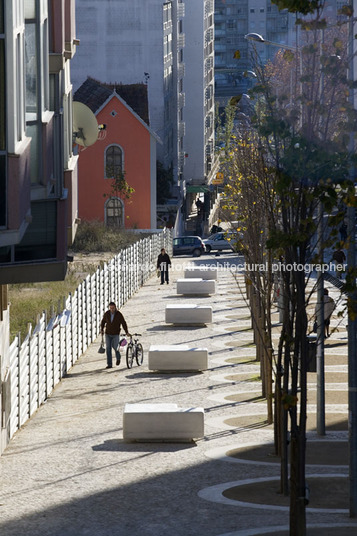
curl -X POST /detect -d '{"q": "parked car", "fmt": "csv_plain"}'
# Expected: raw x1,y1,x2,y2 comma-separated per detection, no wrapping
173,236,206,257
203,232,239,253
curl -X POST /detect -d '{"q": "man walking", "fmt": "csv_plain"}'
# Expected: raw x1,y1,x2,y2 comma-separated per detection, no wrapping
157,248,172,285
100,302,130,369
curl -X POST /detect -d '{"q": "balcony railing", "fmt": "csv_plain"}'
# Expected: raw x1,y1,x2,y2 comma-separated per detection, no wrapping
178,62,185,78
177,34,185,50
178,92,185,109
178,121,186,137
177,2,185,19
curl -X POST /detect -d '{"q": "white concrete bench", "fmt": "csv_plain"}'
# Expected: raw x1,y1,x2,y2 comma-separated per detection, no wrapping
148,344,208,371
165,304,213,325
123,403,204,441
176,278,216,296
184,267,218,280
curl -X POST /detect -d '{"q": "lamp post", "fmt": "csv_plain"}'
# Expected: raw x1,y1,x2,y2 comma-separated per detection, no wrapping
244,32,297,52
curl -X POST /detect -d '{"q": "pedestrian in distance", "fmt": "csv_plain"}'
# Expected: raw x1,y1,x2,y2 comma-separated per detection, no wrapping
339,221,347,243
315,289,335,338
332,248,346,278
100,302,130,369
195,197,203,217
157,247,171,285
324,289,335,338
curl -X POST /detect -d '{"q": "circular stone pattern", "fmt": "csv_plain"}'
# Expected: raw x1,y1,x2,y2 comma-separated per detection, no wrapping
226,440,348,466
223,476,348,510
246,527,357,536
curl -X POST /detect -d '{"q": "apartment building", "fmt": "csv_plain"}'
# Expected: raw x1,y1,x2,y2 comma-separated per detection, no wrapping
215,0,296,107
0,0,79,285
183,0,216,189
0,0,79,454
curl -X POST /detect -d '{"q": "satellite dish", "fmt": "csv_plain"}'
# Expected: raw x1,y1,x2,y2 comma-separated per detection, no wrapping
72,102,99,147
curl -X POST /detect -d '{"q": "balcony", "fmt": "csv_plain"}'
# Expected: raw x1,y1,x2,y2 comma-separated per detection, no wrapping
178,92,185,109
179,151,186,167
178,62,185,78
177,2,185,18
178,121,186,137
177,34,185,50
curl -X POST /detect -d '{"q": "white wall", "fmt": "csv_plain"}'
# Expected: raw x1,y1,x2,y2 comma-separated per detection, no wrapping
72,0,166,145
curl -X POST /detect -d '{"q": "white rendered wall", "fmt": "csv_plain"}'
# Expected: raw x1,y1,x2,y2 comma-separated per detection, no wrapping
72,0,166,147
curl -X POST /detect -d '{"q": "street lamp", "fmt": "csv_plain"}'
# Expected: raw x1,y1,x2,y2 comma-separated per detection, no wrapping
244,32,297,51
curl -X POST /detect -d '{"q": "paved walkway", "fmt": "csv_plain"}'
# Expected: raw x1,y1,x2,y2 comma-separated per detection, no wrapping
0,255,356,536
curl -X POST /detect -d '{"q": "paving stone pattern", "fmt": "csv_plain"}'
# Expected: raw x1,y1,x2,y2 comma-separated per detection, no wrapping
0,254,356,536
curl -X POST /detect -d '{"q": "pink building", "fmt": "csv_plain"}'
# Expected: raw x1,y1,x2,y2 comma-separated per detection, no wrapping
74,78,158,229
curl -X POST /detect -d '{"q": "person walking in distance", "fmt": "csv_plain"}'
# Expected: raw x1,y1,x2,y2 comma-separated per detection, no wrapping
157,248,171,285
321,289,335,338
100,302,130,369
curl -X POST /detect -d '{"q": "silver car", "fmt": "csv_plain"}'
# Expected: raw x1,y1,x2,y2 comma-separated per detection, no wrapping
203,232,237,253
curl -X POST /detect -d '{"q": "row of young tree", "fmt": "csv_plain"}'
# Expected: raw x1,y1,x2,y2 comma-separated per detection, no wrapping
219,2,357,534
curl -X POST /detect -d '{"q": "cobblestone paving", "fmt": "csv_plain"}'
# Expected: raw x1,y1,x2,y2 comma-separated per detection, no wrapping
0,254,356,536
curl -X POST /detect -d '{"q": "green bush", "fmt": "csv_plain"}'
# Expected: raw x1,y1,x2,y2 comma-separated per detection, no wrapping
71,220,142,252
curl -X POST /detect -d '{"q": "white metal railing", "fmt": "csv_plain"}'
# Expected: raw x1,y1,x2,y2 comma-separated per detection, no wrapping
5,231,172,449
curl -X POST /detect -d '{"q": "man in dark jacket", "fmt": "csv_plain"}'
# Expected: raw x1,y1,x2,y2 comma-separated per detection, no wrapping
157,248,172,285
100,302,130,368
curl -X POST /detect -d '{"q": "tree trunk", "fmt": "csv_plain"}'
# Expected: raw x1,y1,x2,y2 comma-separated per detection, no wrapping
290,430,306,536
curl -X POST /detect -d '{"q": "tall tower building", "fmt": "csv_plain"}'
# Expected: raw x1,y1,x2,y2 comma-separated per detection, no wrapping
215,0,296,108
183,0,215,186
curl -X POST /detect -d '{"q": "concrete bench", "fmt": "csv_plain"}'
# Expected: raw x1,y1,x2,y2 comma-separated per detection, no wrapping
176,278,216,296
184,267,218,280
148,344,208,371
165,304,213,325
123,403,204,441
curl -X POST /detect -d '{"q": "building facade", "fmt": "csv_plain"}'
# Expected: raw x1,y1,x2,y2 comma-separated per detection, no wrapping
183,0,215,186
74,78,158,230
0,0,79,454
215,0,296,108
0,0,79,285
71,0,180,177
71,0,216,216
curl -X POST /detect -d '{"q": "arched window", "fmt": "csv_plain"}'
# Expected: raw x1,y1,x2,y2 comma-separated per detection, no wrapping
105,145,123,178
105,197,124,228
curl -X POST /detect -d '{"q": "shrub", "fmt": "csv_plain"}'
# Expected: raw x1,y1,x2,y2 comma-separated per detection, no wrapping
71,220,143,252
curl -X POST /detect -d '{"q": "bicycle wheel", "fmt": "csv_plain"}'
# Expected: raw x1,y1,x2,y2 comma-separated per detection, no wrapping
135,343,144,366
126,344,134,369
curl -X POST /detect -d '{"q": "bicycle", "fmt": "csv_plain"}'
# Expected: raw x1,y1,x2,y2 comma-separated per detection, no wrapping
126,333,144,369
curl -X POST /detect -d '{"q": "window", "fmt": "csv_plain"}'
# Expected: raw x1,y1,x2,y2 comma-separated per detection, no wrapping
0,0,3,33
250,8,255,13
0,155,5,227
0,34,5,151
105,197,124,228
105,145,123,178
25,22,37,116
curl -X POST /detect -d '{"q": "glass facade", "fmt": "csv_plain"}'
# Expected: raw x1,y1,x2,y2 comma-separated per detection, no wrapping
0,155,5,227
0,0,3,34
0,1,5,227
25,22,38,116
14,201,57,262
0,28,5,151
